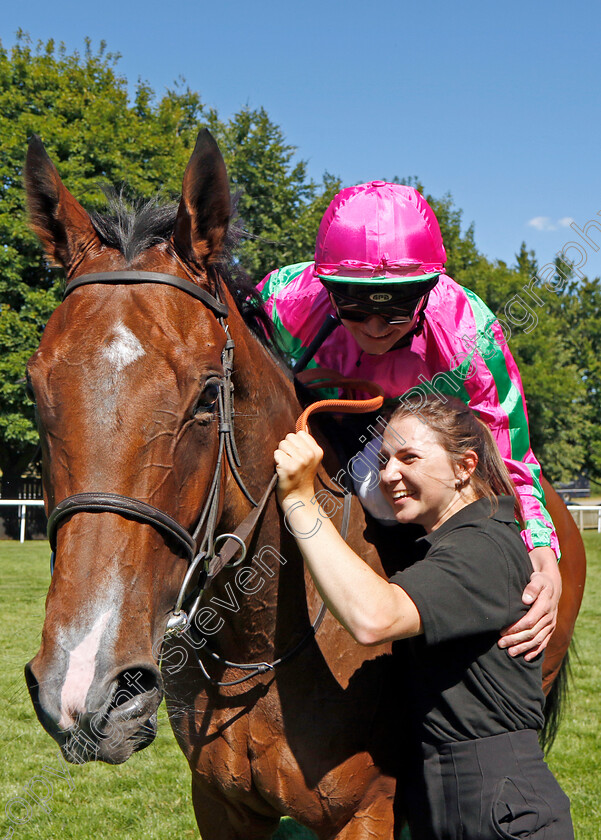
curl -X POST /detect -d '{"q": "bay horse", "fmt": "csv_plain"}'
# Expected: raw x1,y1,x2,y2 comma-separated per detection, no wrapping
23,130,585,839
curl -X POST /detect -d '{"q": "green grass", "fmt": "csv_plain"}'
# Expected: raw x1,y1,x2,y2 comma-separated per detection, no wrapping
546,532,601,832
1,537,599,838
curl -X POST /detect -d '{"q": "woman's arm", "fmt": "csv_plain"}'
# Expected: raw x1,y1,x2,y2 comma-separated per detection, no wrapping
274,431,422,645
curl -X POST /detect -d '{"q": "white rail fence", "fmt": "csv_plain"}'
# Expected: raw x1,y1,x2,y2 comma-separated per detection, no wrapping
566,505,601,533
0,500,45,543
0,501,599,543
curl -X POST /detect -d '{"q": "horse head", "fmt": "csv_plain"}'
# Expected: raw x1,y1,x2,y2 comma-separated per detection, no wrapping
23,130,273,764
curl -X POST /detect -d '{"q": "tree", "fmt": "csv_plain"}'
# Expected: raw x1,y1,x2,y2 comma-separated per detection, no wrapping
576,279,601,480
0,34,336,490
2,33,598,491
0,34,199,489
461,242,589,482
547,273,601,481
205,106,341,279
393,183,591,481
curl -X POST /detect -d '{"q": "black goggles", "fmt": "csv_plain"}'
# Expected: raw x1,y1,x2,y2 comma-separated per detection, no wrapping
327,290,427,325
321,276,439,325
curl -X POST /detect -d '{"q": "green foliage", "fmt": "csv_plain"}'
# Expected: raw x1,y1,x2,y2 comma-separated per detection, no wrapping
548,275,601,479
1,32,599,486
0,34,202,305
0,33,200,480
469,250,589,483
205,107,341,279
402,187,595,483
0,289,57,478
0,34,336,481
510,311,588,483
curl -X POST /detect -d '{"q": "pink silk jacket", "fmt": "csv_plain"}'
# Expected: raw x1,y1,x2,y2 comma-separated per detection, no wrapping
259,261,559,556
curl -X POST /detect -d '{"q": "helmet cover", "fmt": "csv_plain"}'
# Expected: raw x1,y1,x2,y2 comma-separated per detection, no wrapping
314,181,447,283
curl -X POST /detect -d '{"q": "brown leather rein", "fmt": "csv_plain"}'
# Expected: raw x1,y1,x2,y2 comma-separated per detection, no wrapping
46,270,383,686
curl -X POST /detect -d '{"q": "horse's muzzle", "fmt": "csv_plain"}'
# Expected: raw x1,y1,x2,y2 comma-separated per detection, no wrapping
25,661,163,764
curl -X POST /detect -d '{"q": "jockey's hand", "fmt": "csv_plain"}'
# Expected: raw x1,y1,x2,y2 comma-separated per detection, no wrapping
274,431,324,510
498,546,561,661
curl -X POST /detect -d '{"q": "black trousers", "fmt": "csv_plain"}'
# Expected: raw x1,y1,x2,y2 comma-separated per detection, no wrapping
395,729,574,840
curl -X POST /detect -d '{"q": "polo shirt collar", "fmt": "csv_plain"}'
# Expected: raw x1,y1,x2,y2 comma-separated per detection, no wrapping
418,495,517,547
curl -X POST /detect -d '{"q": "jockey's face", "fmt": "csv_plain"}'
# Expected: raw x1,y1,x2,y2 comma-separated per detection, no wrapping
341,314,418,355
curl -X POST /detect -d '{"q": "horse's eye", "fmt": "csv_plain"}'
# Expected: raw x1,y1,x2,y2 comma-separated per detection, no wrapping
194,378,221,416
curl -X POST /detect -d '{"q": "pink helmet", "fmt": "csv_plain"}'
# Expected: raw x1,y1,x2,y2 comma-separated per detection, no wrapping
314,181,446,281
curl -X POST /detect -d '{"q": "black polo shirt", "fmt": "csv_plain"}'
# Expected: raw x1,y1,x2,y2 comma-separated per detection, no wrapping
388,496,545,745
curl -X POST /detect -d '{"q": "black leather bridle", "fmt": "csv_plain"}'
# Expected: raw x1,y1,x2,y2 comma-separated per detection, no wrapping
45,269,336,686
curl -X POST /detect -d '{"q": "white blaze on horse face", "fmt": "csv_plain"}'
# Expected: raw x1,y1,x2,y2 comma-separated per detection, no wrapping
101,322,145,372
58,608,113,730
96,322,146,427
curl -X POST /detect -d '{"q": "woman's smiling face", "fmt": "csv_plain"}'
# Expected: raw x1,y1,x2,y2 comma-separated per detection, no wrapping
379,413,477,532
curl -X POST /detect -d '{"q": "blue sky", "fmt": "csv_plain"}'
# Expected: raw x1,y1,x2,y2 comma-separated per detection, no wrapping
3,0,600,278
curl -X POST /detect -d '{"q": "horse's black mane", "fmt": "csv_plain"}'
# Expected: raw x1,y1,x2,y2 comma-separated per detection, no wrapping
89,191,276,345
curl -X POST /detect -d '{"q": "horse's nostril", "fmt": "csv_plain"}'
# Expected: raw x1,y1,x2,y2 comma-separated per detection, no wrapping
24,662,39,699
24,663,44,720
24,661,66,741
102,666,163,746
112,667,161,707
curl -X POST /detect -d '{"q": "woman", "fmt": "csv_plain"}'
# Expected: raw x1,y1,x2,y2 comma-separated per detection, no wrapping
260,182,560,660
274,394,573,840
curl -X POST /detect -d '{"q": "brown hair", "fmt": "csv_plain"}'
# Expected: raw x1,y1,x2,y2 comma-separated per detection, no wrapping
387,393,524,524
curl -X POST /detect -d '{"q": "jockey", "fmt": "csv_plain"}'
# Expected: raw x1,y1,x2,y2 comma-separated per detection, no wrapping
258,181,561,656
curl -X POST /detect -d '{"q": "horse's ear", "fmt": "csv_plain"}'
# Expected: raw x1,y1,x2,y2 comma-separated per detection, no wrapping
24,135,99,269
173,129,231,268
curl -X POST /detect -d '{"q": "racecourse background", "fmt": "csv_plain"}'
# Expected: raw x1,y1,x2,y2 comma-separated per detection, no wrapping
1,538,599,838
